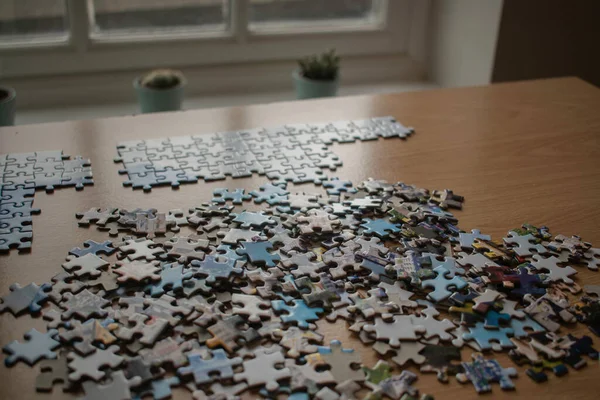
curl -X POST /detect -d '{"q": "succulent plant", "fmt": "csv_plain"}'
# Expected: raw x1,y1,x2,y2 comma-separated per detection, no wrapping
297,49,340,81
140,69,184,90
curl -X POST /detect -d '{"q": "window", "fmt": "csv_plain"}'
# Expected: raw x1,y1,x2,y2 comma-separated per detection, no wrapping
0,1,427,79
249,0,381,30
0,0,68,42
90,0,229,38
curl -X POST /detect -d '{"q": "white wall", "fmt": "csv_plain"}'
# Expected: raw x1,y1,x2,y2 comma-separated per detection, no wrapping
429,0,504,87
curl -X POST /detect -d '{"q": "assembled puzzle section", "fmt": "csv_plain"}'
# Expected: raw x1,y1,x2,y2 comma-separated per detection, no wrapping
1,176,600,399
0,151,93,252
114,116,414,191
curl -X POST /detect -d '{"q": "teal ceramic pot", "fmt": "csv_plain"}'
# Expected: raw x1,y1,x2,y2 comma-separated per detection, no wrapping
0,87,17,126
133,77,185,114
292,70,339,100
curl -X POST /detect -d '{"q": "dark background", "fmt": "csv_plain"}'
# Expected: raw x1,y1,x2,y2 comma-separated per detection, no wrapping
493,0,600,87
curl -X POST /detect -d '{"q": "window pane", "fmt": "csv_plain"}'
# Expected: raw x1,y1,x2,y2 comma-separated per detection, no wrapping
0,0,67,41
91,0,228,37
249,0,378,29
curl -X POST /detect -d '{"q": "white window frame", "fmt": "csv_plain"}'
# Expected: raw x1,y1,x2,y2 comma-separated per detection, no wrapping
0,0,428,79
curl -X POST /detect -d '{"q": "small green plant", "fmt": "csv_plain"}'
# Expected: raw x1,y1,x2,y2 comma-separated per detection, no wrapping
140,69,184,90
298,49,340,81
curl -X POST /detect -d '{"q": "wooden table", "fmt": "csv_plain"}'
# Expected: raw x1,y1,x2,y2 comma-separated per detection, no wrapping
1,77,599,399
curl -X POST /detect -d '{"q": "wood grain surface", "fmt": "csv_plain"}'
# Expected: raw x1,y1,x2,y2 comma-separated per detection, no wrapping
1,77,599,399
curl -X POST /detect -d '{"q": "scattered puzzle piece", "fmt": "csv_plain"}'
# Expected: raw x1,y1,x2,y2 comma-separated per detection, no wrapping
178,348,242,384
80,370,140,400
234,347,291,391
456,352,518,393
3,329,60,367
67,345,123,382
0,282,51,315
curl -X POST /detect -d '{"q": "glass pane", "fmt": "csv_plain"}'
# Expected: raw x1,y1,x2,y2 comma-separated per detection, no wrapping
91,0,228,37
0,0,68,41
249,0,378,29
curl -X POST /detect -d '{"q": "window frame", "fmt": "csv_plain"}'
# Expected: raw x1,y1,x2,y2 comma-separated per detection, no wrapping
0,0,428,79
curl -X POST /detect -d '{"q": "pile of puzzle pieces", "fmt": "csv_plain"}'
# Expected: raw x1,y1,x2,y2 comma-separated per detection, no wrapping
2,177,600,400
114,117,414,191
0,151,93,252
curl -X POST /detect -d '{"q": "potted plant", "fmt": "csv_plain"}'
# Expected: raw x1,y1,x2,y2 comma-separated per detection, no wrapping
0,86,17,126
134,69,186,114
293,49,340,100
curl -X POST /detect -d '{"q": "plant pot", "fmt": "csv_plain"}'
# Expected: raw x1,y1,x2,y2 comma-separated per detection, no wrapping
0,87,17,126
292,70,339,100
133,77,186,114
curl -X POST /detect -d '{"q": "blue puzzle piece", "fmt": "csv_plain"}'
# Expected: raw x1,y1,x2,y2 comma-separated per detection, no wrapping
510,315,545,338
423,252,465,277
462,322,515,351
212,188,251,204
275,205,293,214
147,263,194,297
4,328,60,366
236,241,281,267
231,211,276,229
134,376,180,400
360,218,401,238
0,282,52,315
458,353,518,393
449,288,480,305
191,256,243,284
322,177,356,195
150,377,180,400
358,253,394,280
69,240,116,257
177,349,242,384
266,193,291,206
421,266,467,303
289,393,310,400
317,339,357,356
458,229,491,249
272,299,323,329
484,310,511,329
249,183,289,203
215,244,247,262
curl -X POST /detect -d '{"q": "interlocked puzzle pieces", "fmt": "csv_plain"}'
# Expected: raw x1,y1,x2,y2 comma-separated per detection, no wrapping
115,117,413,191
0,151,92,252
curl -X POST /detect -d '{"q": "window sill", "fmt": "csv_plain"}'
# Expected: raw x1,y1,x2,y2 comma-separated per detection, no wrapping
15,80,439,126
